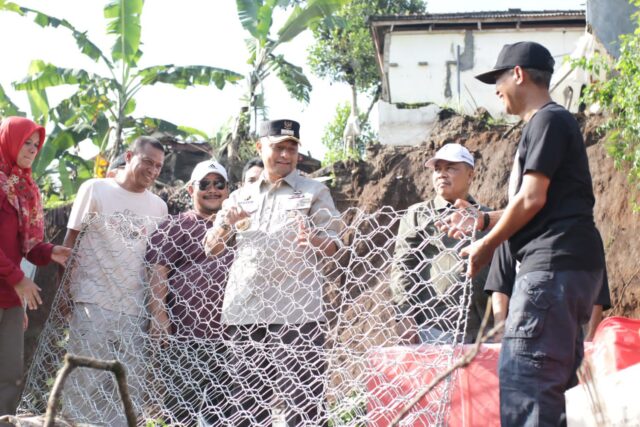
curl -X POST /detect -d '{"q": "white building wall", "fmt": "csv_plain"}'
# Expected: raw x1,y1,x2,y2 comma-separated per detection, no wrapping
377,102,441,146
379,27,584,145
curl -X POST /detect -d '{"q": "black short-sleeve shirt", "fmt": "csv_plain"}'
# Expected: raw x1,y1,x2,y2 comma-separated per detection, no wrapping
510,102,605,274
484,241,611,310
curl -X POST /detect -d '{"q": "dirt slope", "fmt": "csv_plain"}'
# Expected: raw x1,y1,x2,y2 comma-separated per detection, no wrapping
318,111,639,319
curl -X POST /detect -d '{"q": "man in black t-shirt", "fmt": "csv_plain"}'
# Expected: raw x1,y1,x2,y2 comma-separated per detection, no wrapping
445,41,606,425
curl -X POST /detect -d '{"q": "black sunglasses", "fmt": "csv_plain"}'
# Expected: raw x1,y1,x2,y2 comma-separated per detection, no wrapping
196,179,226,191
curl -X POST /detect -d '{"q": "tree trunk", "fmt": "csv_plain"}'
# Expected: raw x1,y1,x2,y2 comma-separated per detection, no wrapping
228,113,241,183
344,84,361,155
227,106,249,183
350,83,359,118
363,84,381,125
110,118,124,163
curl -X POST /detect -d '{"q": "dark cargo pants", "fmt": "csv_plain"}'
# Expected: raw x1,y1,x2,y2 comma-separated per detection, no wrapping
499,269,603,426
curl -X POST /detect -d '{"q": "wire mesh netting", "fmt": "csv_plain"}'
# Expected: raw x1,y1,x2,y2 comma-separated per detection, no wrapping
19,205,482,426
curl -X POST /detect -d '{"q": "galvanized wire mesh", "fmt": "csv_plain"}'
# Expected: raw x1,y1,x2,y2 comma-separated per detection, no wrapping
19,205,479,426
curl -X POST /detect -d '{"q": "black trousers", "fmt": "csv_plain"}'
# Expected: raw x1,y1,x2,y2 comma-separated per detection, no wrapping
162,340,230,425
223,322,327,427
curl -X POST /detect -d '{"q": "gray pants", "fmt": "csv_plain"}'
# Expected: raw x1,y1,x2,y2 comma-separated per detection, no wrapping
63,303,147,427
159,340,229,425
0,307,24,421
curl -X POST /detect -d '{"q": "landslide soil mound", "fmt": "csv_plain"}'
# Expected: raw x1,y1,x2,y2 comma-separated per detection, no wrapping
318,110,639,319
25,111,639,391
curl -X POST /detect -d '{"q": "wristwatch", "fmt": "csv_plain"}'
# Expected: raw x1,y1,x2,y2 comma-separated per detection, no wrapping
481,212,490,232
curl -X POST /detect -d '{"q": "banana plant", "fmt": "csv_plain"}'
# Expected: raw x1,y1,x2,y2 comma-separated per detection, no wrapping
1,0,242,166
0,83,23,117
226,0,343,179
0,73,97,204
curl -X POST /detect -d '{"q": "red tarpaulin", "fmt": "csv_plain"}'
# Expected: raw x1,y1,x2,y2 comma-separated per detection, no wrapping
367,317,640,426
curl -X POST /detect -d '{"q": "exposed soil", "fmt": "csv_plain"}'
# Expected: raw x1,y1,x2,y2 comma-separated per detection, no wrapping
315,110,640,319
24,110,639,408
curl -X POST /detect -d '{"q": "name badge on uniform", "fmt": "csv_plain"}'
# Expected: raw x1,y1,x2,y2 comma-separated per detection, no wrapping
238,199,258,214
283,194,312,211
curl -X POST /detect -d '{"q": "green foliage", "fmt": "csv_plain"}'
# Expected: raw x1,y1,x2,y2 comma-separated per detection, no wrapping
210,115,257,163
144,419,168,427
1,0,242,202
277,0,344,44
104,0,144,65
2,1,241,153
310,0,424,156
13,61,103,92
1,62,103,205
272,54,312,103
226,0,341,180
322,101,375,165
137,65,242,89
236,0,342,111
0,83,24,117
15,5,107,63
575,1,640,206
308,0,426,93
327,390,367,426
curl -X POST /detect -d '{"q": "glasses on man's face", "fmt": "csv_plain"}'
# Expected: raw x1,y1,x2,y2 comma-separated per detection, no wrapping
197,179,227,191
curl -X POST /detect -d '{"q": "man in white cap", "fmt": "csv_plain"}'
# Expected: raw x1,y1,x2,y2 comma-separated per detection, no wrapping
391,143,492,344
204,119,341,426
145,159,232,425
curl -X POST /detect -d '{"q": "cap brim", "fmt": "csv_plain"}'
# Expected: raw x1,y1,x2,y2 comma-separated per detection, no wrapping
265,135,301,145
474,67,511,84
425,156,474,168
191,170,227,184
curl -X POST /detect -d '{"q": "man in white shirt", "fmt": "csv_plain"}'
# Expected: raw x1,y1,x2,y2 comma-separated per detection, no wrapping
61,136,168,426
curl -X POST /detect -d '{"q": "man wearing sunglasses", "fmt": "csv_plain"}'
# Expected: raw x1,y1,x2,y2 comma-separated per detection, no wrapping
145,159,232,425
204,119,341,426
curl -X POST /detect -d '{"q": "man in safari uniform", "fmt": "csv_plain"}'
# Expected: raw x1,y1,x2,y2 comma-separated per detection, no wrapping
391,143,492,344
204,119,341,426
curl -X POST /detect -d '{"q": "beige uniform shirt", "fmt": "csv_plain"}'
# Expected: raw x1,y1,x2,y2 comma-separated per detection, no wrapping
214,170,341,325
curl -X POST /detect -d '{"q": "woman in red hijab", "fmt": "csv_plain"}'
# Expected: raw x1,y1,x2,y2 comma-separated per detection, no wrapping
0,116,71,418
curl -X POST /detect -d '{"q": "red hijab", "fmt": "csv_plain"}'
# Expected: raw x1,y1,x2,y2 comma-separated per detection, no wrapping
0,117,46,255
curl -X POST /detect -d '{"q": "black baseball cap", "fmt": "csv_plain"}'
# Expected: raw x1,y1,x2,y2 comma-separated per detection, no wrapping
258,119,301,144
475,41,555,84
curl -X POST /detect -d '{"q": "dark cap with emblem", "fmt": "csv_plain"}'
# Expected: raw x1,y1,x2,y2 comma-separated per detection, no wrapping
258,119,301,145
475,41,555,84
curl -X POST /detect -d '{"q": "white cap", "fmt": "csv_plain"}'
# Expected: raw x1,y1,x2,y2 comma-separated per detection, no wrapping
190,159,228,183
425,143,474,168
